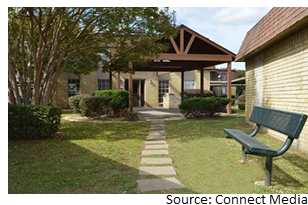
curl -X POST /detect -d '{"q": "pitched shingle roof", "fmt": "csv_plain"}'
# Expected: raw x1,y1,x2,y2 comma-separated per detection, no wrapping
236,7,308,62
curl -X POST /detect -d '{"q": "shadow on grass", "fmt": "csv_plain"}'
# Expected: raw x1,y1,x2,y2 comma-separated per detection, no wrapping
8,139,200,194
282,152,308,173
272,164,305,188
58,121,151,141
9,139,139,193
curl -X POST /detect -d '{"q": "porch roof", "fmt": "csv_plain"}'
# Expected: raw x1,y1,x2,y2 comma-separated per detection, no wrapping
133,24,236,72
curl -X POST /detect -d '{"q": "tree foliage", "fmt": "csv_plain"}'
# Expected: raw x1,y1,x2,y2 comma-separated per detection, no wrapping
8,7,176,105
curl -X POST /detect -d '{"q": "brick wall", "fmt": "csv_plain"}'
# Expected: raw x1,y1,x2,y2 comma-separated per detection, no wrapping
195,70,210,91
120,72,159,107
245,27,308,152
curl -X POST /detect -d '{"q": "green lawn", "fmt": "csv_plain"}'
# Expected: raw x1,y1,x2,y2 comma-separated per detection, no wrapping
8,120,150,194
163,110,308,194
8,110,308,194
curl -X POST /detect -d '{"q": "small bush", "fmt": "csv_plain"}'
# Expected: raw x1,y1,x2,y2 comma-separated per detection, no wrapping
123,113,140,121
179,97,231,118
238,94,245,103
184,89,213,98
238,102,245,110
79,96,111,117
8,104,62,139
92,90,129,114
68,94,90,113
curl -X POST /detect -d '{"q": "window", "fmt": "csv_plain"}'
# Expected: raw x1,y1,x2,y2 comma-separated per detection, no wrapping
158,80,169,103
221,73,227,81
222,87,226,96
67,79,80,98
185,80,195,89
98,79,110,90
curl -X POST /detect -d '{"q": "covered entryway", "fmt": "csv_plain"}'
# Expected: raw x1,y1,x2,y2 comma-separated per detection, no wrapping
112,24,236,114
124,79,145,107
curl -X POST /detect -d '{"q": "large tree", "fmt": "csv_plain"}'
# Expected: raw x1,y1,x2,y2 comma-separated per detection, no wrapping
8,7,176,105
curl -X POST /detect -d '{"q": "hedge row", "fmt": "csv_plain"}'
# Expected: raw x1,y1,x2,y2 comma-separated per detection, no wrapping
179,97,231,118
184,89,213,98
79,96,111,116
8,104,62,139
92,90,129,114
68,95,111,117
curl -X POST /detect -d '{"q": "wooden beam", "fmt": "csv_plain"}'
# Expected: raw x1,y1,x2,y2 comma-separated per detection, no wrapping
181,70,184,102
169,36,180,54
128,62,133,114
182,25,236,58
227,62,232,114
200,68,204,97
180,27,184,53
184,34,195,54
148,53,233,61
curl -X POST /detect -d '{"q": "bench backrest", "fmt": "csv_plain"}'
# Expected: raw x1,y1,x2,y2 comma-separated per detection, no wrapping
249,106,307,139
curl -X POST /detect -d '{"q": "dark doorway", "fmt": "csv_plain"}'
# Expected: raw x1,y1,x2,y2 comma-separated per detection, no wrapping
125,79,145,107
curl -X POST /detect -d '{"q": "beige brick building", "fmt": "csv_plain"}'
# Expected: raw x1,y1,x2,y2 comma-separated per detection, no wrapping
53,69,212,109
236,8,308,152
54,24,237,110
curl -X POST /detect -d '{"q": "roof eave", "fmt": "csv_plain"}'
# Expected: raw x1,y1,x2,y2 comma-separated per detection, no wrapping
236,10,308,62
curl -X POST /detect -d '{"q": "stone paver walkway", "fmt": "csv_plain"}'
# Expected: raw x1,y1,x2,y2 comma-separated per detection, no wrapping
137,119,185,192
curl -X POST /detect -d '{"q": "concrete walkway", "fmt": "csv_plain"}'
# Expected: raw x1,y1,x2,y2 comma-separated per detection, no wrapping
134,107,182,117
137,119,185,192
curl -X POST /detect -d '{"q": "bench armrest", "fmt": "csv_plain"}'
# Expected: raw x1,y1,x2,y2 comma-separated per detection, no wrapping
248,124,260,138
274,137,294,157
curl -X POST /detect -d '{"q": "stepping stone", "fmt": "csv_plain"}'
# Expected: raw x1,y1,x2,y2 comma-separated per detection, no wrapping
139,166,176,175
145,140,166,144
151,125,165,127
137,177,184,192
142,150,169,155
146,136,166,140
145,144,169,149
149,132,167,136
141,158,172,164
149,131,166,135
150,127,165,130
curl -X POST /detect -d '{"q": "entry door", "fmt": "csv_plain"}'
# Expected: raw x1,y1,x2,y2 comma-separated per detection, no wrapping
125,79,145,107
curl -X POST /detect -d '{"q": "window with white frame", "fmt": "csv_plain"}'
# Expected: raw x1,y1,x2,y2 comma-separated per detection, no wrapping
98,79,110,90
158,80,169,103
185,80,195,89
67,79,80,98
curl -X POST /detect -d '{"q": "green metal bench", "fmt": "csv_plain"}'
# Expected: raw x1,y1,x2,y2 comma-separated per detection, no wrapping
224,106,307,186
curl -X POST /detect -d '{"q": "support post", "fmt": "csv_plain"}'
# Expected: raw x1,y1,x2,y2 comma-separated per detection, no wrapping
128,62,133,114
242,146,247,161
117,69,121,90
109,70,112,90
181,70,184,102
138,80,141,107
265,155,273,186
227,62,232,114
200,68,204,97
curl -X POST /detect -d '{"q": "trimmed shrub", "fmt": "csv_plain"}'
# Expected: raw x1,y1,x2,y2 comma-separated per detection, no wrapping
238,94,245,103
184,89,213,98
179,97,231,118
238,102,245,110
8,104,62,139
92,90,129,114
68,94,90,113
79,96,111,117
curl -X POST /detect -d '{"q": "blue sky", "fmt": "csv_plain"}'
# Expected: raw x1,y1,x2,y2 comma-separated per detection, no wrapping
169,7,273,70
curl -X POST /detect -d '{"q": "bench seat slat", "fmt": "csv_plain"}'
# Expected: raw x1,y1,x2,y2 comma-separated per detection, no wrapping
224,129,277,155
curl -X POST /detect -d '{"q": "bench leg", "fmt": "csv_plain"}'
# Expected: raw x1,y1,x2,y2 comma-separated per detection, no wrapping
242,146,247,161
265,155,273,186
